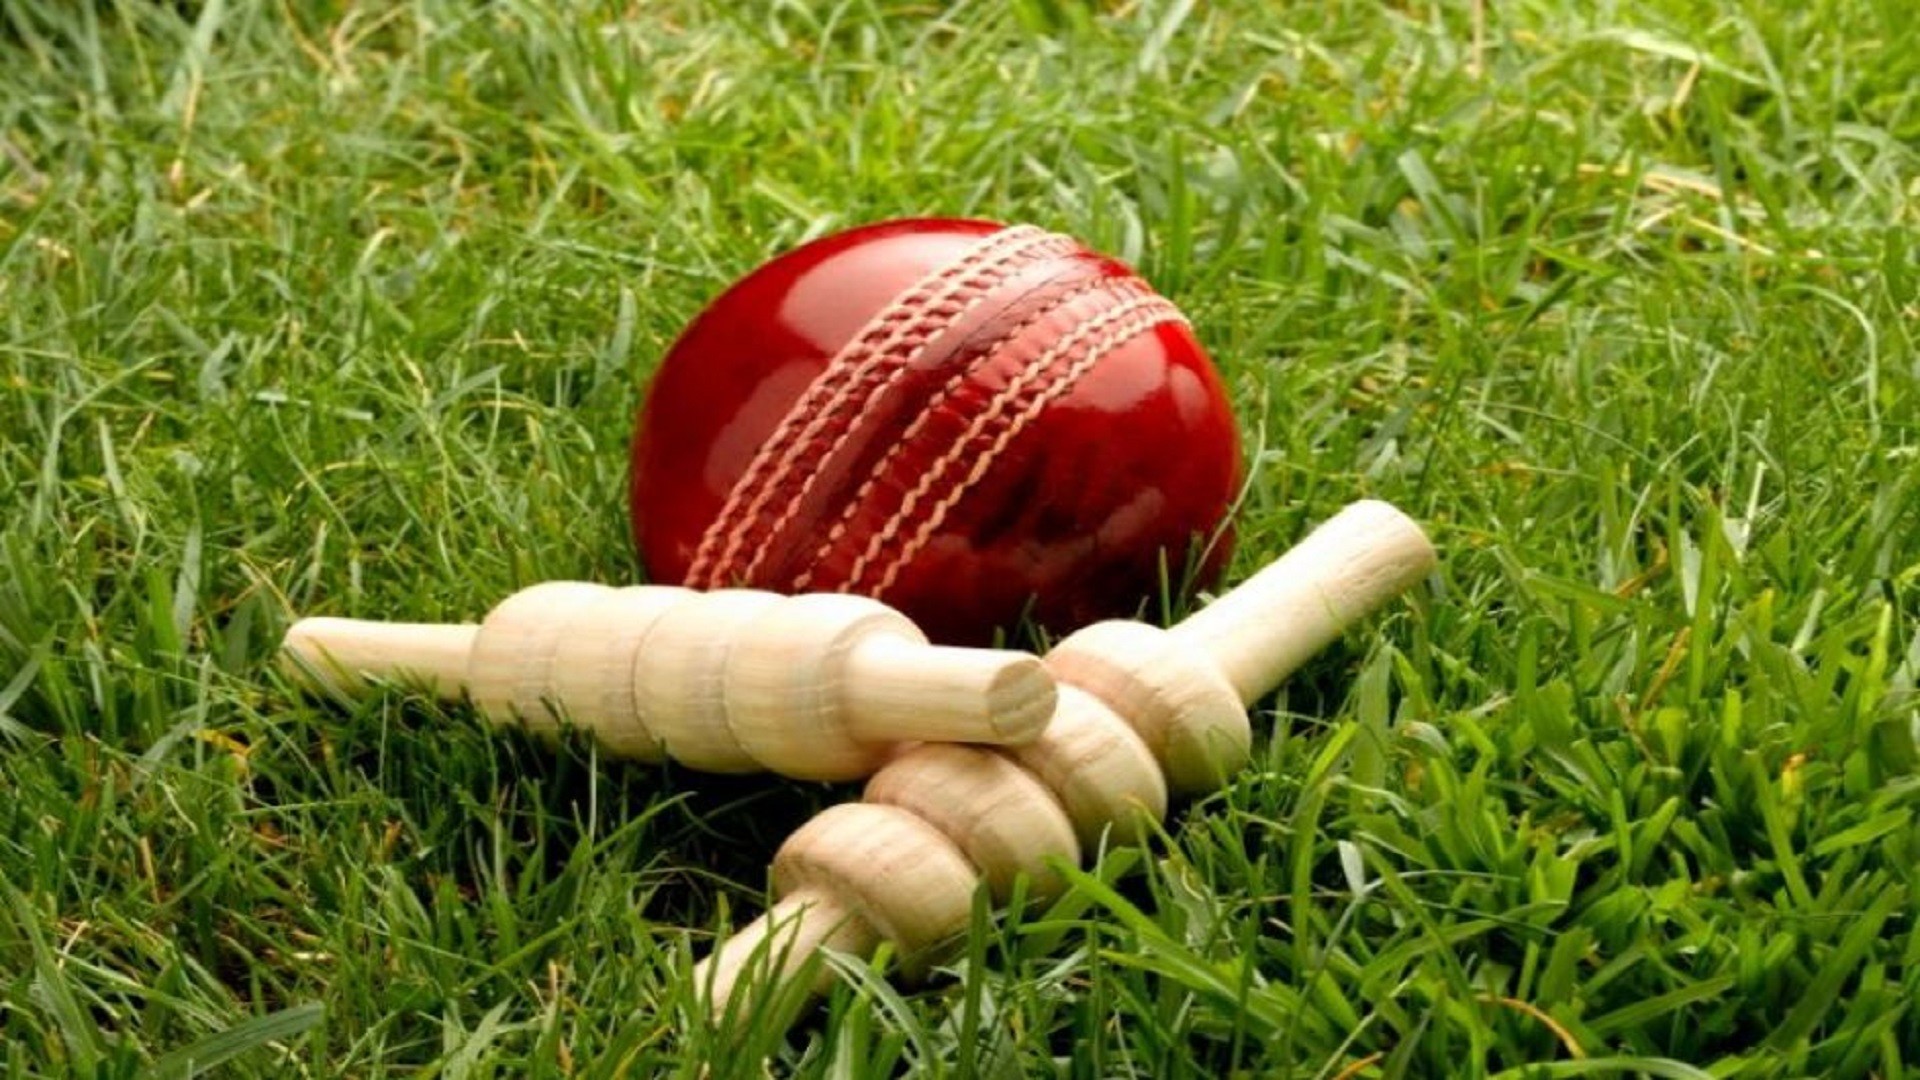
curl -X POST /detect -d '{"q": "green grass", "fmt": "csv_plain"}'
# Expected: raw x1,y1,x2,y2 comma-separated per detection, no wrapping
2,0,1916,1075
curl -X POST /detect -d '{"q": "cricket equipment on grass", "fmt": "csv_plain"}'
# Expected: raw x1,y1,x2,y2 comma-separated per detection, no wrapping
281,584,1055,782
630,218,1242,646
695,499,1436,1013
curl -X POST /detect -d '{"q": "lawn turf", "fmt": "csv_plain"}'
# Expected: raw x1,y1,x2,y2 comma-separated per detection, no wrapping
1,1,1917,1076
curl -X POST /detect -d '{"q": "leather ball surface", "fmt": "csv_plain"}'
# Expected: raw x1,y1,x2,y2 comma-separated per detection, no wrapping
629,218,1241,645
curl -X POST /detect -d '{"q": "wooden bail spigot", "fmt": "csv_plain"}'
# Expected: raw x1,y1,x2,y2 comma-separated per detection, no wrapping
280,585,1057,782
696,499,1438,1013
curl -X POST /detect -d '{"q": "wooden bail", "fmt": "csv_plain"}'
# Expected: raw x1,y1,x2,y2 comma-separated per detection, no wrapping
715,592,1057,781
839,634,1056,746
697,499,1439,1020
1171,499,1436,705
280,582,1056,780
280,617,479,702
698,802,980,1014
698,888,880,1019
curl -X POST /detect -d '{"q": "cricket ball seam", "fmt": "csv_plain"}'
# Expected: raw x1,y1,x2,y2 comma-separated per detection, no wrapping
688,225,1070,587
791,272,1118,591
688,225,1042,584
686,224,1042,585
727,230,1082,585
857,293,1186,598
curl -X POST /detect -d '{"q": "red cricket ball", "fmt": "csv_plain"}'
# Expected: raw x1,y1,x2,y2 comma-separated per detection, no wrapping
629,218,1241,645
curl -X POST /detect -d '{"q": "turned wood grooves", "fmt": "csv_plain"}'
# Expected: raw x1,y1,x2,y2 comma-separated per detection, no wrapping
695,499,1438,1013
281,585,1056,783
